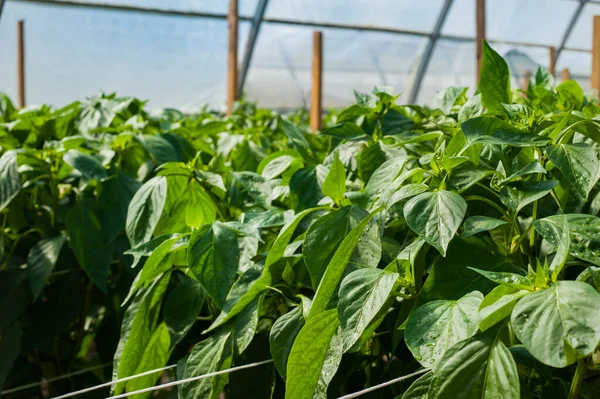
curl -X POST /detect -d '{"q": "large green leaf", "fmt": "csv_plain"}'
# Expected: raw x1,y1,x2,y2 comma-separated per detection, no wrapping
188,222,240,308
206,207,326,331
181,330,234,399
322,153,346,203
270,305,306,378
309,209,382,318
0,151,21,212
100,171,141,243
421,237,520,302
429,327,520,398
405,291,482,368
26,235,66,299
534,214,600,266
338,268,398,351
125,322,171,397
63,149,108,181
404,191,467,256
500,180,558,213
126,176,167,248
66,196,113,292
433,87,467,114
399,371,432,399
546,143,599,199
164,275,205,345
462,216,508,237
479,40,511,112
320,122,368,140
303,206,381,289
112,275,170,395
511,281,600,367
285,309,339,399
478,285,529,332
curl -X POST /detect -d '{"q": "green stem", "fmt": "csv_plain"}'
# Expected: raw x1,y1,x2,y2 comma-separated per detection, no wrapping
464,195,508,217
568,359,588,399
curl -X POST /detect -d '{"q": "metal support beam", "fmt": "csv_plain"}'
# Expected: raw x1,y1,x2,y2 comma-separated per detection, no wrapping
408,0,454,103
555,0,588,69
0,0,6,24
238,0,269,95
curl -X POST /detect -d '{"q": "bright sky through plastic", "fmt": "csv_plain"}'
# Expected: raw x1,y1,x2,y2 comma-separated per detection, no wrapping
0,0,595,111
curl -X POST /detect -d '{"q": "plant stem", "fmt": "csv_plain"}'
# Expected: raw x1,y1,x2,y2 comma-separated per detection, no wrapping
568,359,588,399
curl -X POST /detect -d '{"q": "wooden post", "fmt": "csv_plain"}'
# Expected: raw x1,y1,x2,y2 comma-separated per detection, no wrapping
549,46,556,77
310,31,323,132
475,0,486,83
562,68,571,82
226,0,238,116
521,70,531,92
17,20,25,109
592,15,600,90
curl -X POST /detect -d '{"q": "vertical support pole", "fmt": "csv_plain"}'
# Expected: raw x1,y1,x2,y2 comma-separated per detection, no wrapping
549,46,556,77
17,20,25,109
592,15,600,91
310,31,323,132
562,68,571,82
226,0,238,116
521,70,531,92
475,0,486,83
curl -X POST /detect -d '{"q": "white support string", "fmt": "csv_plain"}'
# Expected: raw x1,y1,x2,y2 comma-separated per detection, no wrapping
106,359,274,399
336,369,429,399
51,363,178,399
1,362,111,396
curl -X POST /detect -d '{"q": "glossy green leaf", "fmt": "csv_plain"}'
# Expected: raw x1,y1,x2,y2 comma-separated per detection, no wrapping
404,191,467,256
188,222,240,308
309,209,382,318
478,285,529,331
534,214,600,266
232,172,272,209
63,149,108,180
338,268,398,351
100,171,141,243
285,309,339,399
467,267,533,290
462,216,508,237
500,180,558,213
26,235,66,299
433,87,467,114
66,196,112,292
270,305,305,378
429,327,520,398
399,371,432,399
125,322,171,396
556,80,584,110
181,330,234,399
0,151,21,212
546,143,599,199
479,40,511,112
321,122,368,140
511,281,600,367
261,155,296,180
126,176,167,248
164,275,205,345
405,291,482,368
322,153,346,203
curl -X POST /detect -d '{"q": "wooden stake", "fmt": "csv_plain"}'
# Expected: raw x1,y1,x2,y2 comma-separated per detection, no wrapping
592,15,600,90
17,20,25,109
226,0,238,116
475,0,486,83
562,68,571,82
549,46,556,77
521,70,531,92
310,31,323,132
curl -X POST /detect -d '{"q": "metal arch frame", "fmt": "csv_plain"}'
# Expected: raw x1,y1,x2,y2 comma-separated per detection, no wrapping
555,0,589,70
238,0,269,96
0,0,6,23
2,0,596,104
407,0,453,103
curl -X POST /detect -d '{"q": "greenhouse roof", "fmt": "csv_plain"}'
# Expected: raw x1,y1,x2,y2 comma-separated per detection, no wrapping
0,0,598,111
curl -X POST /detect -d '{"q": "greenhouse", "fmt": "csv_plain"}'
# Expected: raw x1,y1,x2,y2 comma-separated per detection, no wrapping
4,1,600,399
